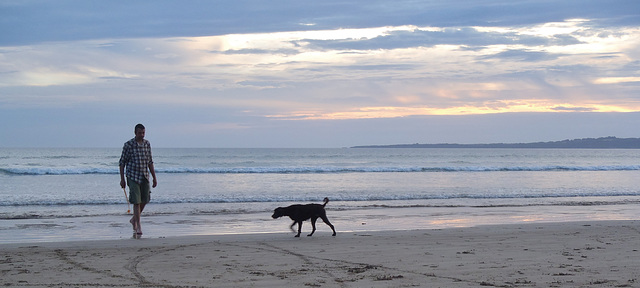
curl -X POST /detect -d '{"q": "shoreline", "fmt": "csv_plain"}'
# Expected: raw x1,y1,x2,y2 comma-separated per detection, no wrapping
2,220,639,287
2,203,640,244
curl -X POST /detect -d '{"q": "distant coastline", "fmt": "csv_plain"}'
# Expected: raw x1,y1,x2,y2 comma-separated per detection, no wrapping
352,136,640,149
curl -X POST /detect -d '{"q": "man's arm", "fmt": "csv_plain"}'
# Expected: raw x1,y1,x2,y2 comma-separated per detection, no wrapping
119,165,126,189
149,163,157,188
119,141,130,189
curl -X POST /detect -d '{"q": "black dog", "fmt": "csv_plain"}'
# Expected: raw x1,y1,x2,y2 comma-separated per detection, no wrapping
272,197,337,237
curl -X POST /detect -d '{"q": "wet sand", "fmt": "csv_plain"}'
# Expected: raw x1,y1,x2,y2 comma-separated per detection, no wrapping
2,220,639,287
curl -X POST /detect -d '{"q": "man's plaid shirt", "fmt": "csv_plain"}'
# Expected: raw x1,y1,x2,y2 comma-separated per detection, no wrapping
119,138,153,184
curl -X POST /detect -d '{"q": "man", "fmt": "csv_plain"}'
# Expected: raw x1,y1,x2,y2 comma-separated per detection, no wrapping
119,123,157,238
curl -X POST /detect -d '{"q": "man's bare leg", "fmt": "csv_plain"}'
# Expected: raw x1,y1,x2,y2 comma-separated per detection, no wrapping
129,216,136,232
133,204,143,236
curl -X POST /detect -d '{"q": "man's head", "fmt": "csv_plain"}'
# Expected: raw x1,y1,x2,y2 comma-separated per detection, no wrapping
134,124,146,141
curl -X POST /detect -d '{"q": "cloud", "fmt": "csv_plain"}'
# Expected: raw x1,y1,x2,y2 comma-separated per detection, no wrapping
480,49,561,62
551,106,595,112
302,27,583,51
594,77,640,84
1,0,639,147
221,48,300,55
3,0,639,46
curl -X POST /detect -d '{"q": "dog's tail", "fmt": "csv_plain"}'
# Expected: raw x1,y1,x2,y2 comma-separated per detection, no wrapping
322,197,329,207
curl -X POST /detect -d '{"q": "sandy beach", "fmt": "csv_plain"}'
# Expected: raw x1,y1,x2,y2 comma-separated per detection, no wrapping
1,220,639,287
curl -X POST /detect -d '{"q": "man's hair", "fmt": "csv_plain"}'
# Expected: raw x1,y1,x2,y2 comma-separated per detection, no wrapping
135,123,145,131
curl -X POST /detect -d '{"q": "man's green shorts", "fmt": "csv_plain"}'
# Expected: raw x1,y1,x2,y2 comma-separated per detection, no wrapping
127,178,150,204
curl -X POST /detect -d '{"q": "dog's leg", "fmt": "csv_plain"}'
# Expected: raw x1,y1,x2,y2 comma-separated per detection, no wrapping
295,221,302,237
308,217,318,236
320,215,337,236
290,221,296,233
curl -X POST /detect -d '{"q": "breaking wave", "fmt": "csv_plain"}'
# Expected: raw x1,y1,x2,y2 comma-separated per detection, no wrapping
2,164,639,175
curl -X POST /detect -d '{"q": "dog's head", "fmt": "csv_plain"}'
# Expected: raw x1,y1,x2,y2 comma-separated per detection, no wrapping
271,207,285,219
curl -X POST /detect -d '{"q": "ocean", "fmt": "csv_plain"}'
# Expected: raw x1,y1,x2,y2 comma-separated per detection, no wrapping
1,147,639,243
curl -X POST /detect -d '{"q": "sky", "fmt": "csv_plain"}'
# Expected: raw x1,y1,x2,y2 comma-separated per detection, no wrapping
1,0,639,148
